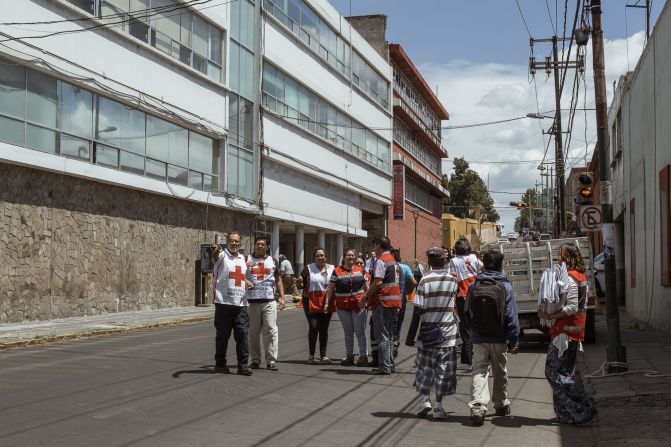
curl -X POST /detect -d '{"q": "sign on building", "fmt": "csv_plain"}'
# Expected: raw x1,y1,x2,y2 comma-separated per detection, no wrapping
578,205,603,232
392,165,405,220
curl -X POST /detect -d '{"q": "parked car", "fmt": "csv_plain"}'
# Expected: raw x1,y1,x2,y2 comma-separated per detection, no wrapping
593,252,605,297
506,232,518,241
539,233,552,241
496,237,510,245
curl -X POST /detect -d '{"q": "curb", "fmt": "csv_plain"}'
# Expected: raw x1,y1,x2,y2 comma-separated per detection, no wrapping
0,316,213,350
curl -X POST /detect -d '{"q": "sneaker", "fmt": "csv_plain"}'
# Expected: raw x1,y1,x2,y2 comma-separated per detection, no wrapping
470,412,485,426
356,355,369,367
495,405,511,416
393,347,399,358
249,361,261,370
340,356,355,366
267,362,279,371
417,399,432,418
320,356,332,364
237,365,253,376
432,407,448,420
214,364,230,374
369,368,391,376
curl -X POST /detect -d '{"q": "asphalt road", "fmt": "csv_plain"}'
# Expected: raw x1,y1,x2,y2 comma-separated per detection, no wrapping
0,306,588,446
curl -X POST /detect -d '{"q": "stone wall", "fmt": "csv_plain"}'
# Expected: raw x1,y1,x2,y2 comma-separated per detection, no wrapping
0,163,255,323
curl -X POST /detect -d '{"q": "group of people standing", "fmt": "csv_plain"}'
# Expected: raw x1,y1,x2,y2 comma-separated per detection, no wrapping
210,231,597,426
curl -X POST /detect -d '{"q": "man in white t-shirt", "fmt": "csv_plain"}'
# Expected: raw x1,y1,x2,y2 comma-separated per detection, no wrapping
212,231,253,376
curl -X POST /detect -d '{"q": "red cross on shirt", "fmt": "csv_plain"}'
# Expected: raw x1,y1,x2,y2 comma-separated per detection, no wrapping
251,262,271,281
228,266,246,287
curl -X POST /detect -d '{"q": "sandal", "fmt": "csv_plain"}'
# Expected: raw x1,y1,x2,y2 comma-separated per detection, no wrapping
320,356,332,364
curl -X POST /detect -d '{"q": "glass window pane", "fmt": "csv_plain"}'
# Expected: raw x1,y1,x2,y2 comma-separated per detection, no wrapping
239,46,254,100
59,82,93,138
179,45,191,65
0,115,25,146
146,158,166,181
227,146,239,194
26,124,56,154
288,0,300,24
97,97,145,154
66,0,95,14
180,9,192,46
192,14,209,57
209,26,222,64
168,164,188,185
301,5,318,38
207,62,221,82
242,0,255,50
153,0,180,42
204,174,217,192
146,115,188,166
285,77,298,110
95,144,119,168
229,93,239,144
27,70,57,127
129,17,150,42
229,42,240,93
188,170,203,190
120,150,144,175
60,134,90,161
0,61,26,118
189,131,216,174
239,148,254,199
239,97,253,149
231,0,241,41
193,52,207,75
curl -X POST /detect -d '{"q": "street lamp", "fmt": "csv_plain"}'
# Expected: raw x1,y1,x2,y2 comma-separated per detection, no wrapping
98,126,118,134
411,206,420,259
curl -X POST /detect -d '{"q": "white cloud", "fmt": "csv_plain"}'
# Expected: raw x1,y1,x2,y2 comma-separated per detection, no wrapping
422,31,646,232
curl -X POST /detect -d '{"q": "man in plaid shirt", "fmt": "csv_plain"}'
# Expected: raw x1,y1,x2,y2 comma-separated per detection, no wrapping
406,247,460,420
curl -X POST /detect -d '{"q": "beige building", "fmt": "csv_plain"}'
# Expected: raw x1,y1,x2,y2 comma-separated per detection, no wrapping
442,213,497,252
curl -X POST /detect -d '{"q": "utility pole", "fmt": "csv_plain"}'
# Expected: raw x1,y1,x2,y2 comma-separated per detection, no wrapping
626,0,652,41
590,0,627,372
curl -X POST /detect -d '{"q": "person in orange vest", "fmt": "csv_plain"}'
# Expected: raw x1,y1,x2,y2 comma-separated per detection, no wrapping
537,243,598,425
360,236,401,375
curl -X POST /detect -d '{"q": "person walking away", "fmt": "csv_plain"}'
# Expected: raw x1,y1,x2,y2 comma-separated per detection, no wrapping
391,248,417,357
364,251,377,273
405,247,460,420
465,249,520,425
328,249,369,366
299,247,335,364
246,236,284,371
447,237,483,365
360,237,401,375
212,232,253,376
538,244,598,425
279,254,299,301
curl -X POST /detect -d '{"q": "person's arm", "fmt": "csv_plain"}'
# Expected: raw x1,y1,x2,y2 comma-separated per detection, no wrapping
275,264,285,308
406,273,417,294
504,283,520,352
538,279,579,320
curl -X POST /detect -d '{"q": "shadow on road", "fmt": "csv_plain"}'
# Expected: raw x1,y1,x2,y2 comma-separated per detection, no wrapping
171,365,219,378
371,412,474,426
489,414,556,427
319,368,370,375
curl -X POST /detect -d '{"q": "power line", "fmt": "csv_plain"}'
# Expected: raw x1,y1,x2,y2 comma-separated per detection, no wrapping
514,0,533,37
545,0,557,34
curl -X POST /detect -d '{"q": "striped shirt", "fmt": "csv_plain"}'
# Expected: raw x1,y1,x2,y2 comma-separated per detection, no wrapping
414,269,460,348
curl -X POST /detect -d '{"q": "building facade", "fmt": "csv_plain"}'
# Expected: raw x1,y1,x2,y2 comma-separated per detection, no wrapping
608,0,671,331
347,16,449,263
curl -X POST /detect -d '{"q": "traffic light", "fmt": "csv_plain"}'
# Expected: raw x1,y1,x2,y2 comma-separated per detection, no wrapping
509,201,528,210
575,173,594,205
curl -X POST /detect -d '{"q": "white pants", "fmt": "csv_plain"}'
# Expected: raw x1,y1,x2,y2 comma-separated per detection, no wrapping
468,343,510,415
248,301,278,365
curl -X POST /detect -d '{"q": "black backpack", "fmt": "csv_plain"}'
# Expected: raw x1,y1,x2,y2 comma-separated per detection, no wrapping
468,278,506,337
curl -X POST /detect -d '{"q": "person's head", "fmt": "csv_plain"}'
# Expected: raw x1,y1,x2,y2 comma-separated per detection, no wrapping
355,256,365,268
279,253,286,262
374,237,391,255
313,246,327,266
342,248,357,268
558,243,585,273
454,237,471,256
390,248,401,263
253,236,270,257
226,231,242,255
441,246,451,260
370,251,377,259
482,249,504,272
426,247,446,269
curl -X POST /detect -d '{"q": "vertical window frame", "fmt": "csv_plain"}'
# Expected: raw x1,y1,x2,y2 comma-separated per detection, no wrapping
630,197,636,288
660,165,671,286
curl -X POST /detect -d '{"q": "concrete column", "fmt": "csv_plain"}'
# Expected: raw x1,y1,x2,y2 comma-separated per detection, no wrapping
271,221,280,260
336,234,344,266
317,230,326,249
295,225,305,274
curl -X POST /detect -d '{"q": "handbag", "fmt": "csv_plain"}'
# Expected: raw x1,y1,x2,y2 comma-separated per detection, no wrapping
419,323,445,347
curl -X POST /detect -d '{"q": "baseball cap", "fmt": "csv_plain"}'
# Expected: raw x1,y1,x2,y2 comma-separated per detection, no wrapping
426,247,445,258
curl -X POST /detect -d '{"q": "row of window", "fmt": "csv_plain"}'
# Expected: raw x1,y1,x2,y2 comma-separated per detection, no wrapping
262,64,390,173
263,0,390,110
0,60,219,191
393,62,442,140
405,176,436,213
393,117,441,175
66,0,224,83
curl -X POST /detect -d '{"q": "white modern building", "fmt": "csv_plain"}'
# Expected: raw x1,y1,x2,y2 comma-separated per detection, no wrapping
260,0,393,272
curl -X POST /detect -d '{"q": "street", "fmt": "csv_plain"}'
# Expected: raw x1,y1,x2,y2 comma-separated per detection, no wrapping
0,307,589,447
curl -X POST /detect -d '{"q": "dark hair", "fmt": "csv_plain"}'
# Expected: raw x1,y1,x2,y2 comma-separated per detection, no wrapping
254,235,270,245
376,236,392,251
454,237,471,255
390,248,401,262
559,243,585,273
428,256,445,269
313,246,326,258
342,248,357,266
482,250,504,272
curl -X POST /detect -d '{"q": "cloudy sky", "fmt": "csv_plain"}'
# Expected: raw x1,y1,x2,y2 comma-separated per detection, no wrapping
330,0,661,231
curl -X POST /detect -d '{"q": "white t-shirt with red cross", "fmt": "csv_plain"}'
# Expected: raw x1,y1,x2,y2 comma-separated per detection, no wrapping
212,248,248,306
447,254,484,299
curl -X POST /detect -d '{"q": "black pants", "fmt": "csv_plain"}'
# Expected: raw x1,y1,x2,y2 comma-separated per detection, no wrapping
456,297,472,364
214,303,250,367
303,297,332,357
394,297,408,344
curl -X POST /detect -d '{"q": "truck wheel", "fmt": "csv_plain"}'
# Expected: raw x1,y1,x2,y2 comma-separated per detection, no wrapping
584,308,596,344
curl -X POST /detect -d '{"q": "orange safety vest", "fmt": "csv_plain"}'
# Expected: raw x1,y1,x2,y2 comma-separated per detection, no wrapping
550,270,588,342
332,265,367,311
370,252,402,309
304,263,335,314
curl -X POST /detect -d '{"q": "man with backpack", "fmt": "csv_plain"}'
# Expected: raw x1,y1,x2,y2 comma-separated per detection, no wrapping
464,249,520,426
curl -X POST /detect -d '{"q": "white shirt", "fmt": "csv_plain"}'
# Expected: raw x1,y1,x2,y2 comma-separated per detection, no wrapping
280,259,294,275
212,249,248,306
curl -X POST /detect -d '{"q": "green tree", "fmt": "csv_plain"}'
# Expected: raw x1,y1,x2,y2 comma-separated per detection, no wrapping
513,188,539,233
444,158,499,222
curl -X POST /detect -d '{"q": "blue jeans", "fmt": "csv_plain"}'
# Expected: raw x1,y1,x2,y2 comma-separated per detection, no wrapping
337,308,368,357
373,306,397,373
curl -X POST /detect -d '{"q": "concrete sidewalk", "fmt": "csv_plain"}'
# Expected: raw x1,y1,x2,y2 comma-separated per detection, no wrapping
0,306,215,349
577,309,671,445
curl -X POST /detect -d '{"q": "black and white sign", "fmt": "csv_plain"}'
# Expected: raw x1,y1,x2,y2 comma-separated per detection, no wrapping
578,205,603,232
